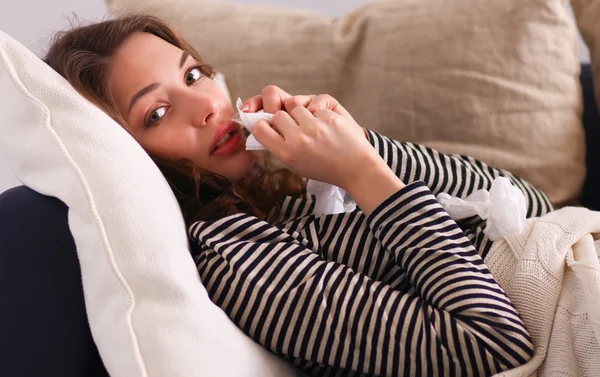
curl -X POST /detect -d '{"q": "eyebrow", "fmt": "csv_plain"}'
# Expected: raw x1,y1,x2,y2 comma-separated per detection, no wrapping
127,51,191,116
127,83,159,115
179,51,190,69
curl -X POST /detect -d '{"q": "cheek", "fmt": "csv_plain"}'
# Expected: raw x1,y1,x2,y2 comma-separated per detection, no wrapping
142,129,206,161
207,81,234,110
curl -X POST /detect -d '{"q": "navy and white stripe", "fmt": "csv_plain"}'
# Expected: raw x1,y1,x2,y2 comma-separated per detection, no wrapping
365,130,552,219
189,129,552,376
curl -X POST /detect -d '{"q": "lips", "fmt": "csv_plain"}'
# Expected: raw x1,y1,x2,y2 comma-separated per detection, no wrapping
210,121,243,156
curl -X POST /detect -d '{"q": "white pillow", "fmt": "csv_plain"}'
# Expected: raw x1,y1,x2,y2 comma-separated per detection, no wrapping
213,72,233,105
0,31,304,377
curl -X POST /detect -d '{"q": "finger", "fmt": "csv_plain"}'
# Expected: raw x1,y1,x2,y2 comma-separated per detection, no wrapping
271,110,300,138
289,105,317,129
242,95,263,113
313,109,338,125
284,95,315,113
262,85,292,114
251,119,284,153
307,94,351,117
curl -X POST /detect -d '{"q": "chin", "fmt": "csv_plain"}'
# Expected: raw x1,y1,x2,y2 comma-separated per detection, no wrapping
227,149,256,181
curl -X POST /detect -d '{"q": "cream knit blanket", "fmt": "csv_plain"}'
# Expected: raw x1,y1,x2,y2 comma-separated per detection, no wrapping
487,207,600,376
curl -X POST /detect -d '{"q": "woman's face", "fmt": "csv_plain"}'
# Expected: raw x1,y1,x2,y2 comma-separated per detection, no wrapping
109,32,254,181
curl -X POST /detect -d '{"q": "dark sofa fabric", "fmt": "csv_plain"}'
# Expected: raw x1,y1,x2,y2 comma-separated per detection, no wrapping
580,64,600,211
0,186,107,377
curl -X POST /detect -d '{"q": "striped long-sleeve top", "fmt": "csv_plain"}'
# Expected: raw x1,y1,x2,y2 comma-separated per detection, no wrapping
188,129,553,377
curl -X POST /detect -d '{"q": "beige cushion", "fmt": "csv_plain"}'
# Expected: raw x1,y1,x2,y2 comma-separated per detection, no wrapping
106,0,585,207
572,1,600,102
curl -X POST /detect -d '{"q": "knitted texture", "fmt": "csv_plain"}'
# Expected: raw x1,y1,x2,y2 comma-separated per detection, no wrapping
487,207,600,376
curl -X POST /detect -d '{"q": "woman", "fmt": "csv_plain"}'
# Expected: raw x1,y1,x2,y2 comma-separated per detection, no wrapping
45,14,552,377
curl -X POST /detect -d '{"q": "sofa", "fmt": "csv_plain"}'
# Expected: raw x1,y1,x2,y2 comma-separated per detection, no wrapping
0,63,597,377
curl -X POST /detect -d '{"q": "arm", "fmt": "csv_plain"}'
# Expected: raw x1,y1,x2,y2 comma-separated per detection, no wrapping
365,129,553,218
189,182,534,377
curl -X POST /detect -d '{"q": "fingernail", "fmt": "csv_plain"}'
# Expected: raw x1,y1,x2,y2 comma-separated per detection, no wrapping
241,104,250,112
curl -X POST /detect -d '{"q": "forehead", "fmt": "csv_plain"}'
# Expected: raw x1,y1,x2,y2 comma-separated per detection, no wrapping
111,32,183,77
109,32,185,108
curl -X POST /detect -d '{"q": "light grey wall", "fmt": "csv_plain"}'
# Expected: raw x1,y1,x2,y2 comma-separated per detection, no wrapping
1,0,109,57
0,0,592,193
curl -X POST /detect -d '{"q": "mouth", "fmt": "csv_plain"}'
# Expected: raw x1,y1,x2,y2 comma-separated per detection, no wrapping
210,121,243,157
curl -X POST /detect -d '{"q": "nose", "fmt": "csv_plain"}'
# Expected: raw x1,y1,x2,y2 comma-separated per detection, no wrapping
181,90,219,128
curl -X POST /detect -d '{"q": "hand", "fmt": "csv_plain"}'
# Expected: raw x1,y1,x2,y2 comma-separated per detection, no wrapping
243,85,368,139
251,94,384,191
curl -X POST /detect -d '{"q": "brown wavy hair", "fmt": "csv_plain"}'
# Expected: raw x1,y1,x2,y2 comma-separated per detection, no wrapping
45,14,303,225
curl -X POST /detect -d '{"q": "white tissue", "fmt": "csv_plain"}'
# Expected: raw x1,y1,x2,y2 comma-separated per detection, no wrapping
231,98,272,150
436,176,527,241
231,97,356,216
307,180,357,217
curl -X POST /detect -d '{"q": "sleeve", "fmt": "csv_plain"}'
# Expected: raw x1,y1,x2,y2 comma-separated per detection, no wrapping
188,182,534,377
365,129,553,218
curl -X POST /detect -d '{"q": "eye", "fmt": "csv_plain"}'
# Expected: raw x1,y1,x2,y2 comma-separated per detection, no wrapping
145,106,166,128
185,67,203,85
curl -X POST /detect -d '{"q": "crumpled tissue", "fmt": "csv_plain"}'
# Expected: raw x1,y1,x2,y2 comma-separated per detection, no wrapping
306,180,357,217
436,176,527,241
231,97,356,216
231,98,272,150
